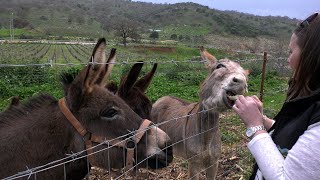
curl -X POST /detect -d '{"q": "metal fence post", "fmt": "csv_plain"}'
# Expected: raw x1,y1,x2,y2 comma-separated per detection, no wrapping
260,52,267,102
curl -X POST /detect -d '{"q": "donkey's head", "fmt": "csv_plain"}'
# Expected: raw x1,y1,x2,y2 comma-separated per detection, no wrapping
199,47,249,111
62,38,172,170
111,62,157,120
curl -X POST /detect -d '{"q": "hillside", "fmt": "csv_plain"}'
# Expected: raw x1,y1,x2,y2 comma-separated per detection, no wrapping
0,0,299,41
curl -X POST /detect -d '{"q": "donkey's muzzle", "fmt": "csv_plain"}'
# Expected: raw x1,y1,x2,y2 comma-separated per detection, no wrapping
148,142,173,169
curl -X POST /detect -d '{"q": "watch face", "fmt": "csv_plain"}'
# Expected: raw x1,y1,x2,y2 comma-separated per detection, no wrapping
246,128,253,137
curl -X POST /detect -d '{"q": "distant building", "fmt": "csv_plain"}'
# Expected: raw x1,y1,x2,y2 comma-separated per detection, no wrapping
149,29,162,32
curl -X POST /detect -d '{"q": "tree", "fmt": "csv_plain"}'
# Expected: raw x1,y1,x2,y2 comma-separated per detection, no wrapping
131,31,141,43
170,34,177,40
149,31,159,43
113,18,139,47
149,31,159,39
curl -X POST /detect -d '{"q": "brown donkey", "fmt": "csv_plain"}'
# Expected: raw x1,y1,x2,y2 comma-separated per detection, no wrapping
151,47,249,179
111,62,158,120
0,38,172,179
61,62,173,171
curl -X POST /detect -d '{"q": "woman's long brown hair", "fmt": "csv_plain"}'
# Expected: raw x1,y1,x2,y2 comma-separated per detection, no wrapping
286,14,320,101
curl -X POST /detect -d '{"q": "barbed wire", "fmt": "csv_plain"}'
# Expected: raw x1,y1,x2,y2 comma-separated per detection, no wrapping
0,57,286,68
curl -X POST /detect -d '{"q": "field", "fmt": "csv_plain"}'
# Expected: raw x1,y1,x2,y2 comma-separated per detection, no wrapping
0,41,288,179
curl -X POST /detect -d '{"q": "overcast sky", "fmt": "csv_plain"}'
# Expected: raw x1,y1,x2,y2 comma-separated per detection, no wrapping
132,0,319,20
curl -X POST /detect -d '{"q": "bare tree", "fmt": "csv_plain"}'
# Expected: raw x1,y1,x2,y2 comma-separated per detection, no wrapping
113,18,139,47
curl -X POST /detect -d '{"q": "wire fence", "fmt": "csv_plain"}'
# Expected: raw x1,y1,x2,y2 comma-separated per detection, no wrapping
0,54,289,179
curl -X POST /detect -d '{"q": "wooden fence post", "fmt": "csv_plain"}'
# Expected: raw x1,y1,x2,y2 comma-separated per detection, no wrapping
260,52,267,102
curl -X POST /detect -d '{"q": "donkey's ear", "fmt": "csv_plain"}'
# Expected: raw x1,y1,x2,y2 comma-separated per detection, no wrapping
134,63,157,92
67,38,115,110
84,39,116,90
95,48,116,86
200,46,217,68
118,62,143,96
245,69,251,76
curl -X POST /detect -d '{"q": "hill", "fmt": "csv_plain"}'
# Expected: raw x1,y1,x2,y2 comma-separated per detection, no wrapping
0,0,299,40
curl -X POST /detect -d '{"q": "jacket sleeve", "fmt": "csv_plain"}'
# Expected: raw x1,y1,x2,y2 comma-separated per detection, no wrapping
248,122,320,180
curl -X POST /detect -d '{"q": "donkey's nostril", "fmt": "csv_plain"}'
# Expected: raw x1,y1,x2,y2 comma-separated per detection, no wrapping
233,77,241,83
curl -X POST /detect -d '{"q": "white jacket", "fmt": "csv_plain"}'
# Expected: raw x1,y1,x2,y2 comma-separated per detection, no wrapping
249,121,320,180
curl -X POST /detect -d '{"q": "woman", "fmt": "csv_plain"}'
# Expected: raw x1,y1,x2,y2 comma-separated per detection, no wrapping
233,12,320,180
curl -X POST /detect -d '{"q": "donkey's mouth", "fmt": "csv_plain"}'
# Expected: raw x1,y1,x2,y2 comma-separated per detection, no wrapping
223,90,238,109
148,146,173,169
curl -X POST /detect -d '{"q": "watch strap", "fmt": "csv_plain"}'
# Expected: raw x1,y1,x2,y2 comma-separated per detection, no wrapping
247,125,266,138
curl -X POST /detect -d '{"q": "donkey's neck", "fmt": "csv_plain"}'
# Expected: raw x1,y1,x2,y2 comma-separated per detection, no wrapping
185,103,220,149
195,103,220,131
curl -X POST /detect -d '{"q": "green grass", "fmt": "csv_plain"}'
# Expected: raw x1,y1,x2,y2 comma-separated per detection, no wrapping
161,24,211,39
247,73,287,117
0,28,39,38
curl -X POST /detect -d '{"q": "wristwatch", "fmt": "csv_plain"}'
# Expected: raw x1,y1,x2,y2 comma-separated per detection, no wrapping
246,125,266,138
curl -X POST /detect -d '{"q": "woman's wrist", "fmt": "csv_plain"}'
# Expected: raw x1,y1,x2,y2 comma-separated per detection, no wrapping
245,114,268,139
262,114,268,124
245,114,265,128
262,115,275,130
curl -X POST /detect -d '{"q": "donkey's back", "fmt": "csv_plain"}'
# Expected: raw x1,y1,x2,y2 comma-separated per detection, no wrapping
0,94,74,179
152,96,199,151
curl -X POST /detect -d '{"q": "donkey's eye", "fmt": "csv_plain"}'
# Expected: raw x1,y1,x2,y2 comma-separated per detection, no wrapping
216,64,225,69
101,109,118,118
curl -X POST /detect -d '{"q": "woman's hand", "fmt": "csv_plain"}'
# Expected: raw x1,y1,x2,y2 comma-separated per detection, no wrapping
251,95,263,113
232,95,264,127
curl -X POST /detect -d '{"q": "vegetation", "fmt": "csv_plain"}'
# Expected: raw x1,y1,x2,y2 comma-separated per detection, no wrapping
0,0,298,41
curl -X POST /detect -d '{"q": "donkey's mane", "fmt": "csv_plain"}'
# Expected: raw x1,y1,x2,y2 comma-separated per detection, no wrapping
60,71,79,95
0,94,56,126
60,71,78,85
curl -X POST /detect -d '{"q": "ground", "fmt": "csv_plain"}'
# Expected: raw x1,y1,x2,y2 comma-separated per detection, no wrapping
87,113,253,180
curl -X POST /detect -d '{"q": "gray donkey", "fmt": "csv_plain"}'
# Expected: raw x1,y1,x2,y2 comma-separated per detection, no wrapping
151,47,249,179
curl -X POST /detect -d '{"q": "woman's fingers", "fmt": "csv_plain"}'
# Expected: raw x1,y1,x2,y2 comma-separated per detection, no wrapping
252,95,260,101
234,96,259,114
251,95,263,112
252,95,261,104
232,103,239,112
232,95,264,127
237,95,246,104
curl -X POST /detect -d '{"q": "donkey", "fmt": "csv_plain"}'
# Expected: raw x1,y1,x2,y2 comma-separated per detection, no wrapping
61,62,171,172
0,38,172,179
110,62,158,120
151,47,249,179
